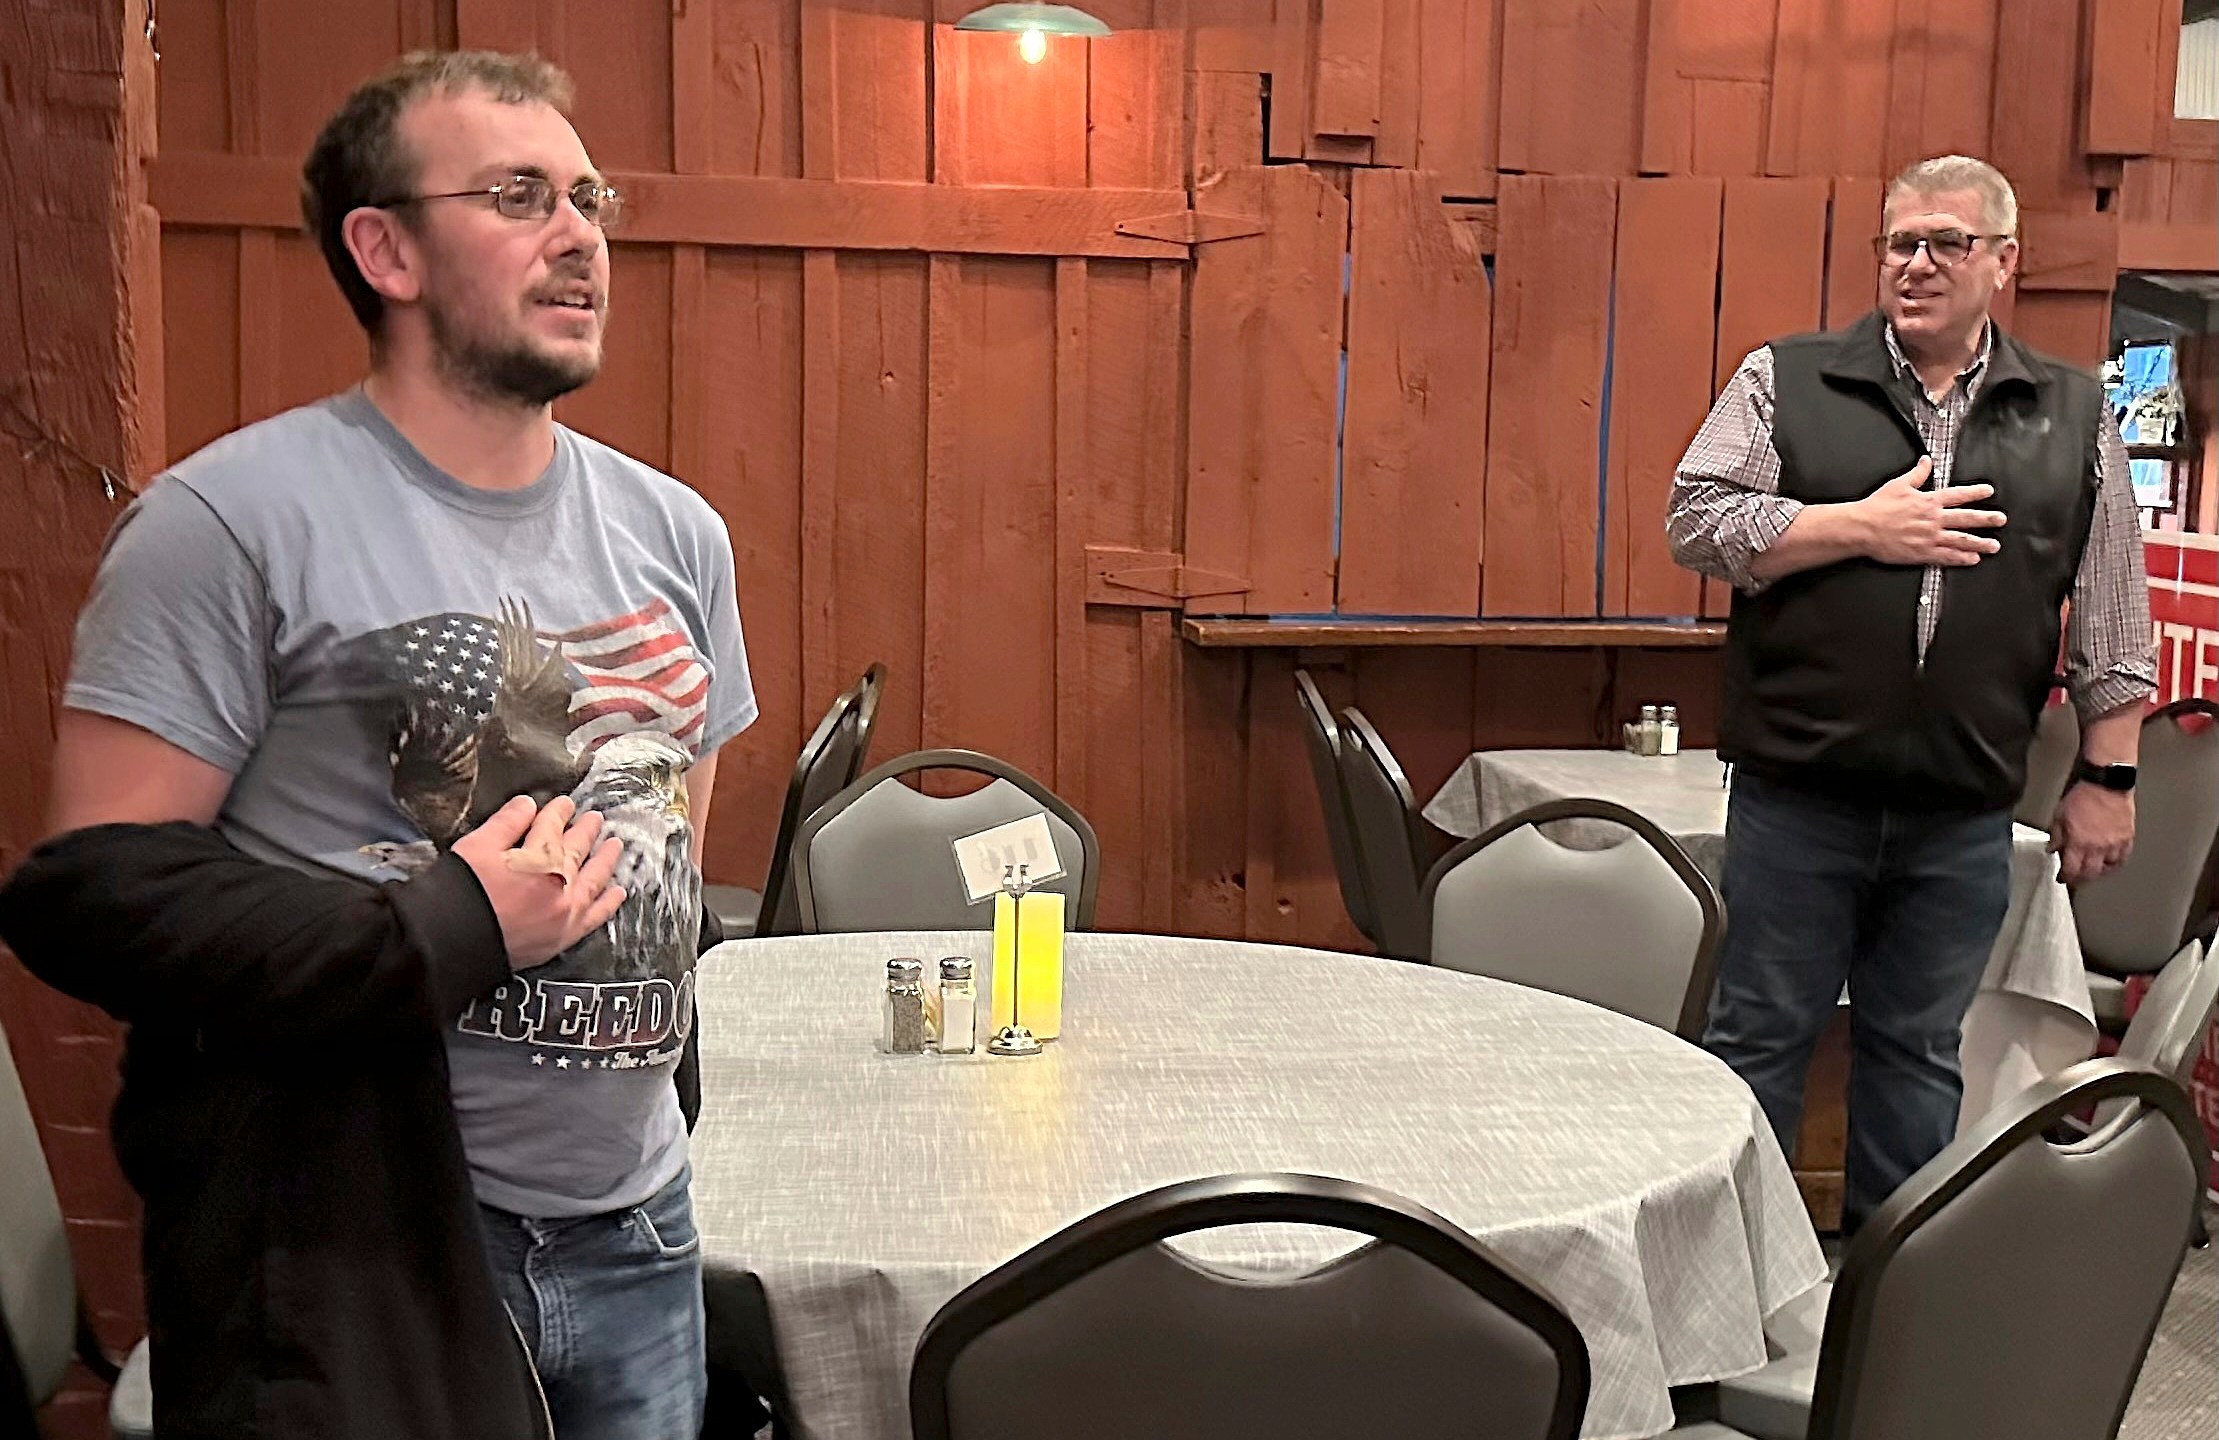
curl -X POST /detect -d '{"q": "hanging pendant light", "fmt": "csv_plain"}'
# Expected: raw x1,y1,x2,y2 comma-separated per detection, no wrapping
952,2,1111,63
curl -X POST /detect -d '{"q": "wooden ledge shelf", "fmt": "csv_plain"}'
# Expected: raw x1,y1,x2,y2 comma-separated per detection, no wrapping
1180,619,1728,649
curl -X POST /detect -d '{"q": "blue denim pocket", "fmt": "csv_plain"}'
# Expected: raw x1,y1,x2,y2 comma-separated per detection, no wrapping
629,1168,700,1260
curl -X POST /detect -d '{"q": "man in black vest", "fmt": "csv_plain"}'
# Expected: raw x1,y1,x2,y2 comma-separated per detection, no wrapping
1667,155,2155,1234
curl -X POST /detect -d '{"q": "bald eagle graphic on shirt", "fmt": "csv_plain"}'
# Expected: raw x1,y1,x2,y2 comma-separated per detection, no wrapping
344,596,708,1062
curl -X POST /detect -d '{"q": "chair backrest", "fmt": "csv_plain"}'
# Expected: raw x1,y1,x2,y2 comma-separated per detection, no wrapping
2073,700,2219,973
910,1173,1589,1440
1808,1059,2206,1440
1422,799,1722,1040
756,663,886,936
1293,671,1377,945
793,749,1099,932
1,1022,77,1420
1336,708,1433,960
2014,696,2078,831
2111,938,2219,1105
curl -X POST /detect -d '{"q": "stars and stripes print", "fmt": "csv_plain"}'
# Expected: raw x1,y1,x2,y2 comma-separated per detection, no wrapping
554,597,710,756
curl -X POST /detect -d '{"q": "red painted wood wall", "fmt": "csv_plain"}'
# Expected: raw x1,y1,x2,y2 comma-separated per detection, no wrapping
5,1,2216,1432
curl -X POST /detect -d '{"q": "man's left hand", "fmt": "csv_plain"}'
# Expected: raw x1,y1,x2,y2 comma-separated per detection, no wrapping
2048,783,2136,886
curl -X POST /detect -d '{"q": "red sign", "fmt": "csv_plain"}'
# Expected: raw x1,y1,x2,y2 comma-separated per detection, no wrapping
2146,531,2219,706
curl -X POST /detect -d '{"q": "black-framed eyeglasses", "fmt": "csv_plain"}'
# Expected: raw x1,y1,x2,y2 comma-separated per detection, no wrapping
1873,227,2009,268
373,174,624,231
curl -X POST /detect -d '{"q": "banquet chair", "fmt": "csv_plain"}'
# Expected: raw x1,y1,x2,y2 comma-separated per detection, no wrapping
2093,937,2218,1246
909,1172,1589,1440
2073,699,2219,1032
704,661,886,939
1336,708,1442,960
793,749,1098,932
2013,694,2078,832
1,1022,143,1440
1423,799,1722,1041
1695,1059,2206,1440
1294,670,1378,946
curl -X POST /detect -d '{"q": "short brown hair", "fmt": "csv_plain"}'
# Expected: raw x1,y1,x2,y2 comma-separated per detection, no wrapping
300,51,575,331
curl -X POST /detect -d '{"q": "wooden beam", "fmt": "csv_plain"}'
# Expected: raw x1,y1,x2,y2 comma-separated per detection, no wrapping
2120,220,2219,272
1181,619,1728,648
148,153,1193,261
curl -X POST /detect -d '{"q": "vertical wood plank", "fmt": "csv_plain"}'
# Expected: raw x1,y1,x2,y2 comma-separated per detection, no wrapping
933,26,1088,186
1606,178,1720,618
1415,0,1499,196
1091,15,1186,190
833,0,930,182
708,0,804,176
1183,165,1346,616
1269,0,1317,160
920,255,961,751
1192,70,1266,184
668,246,708,482
1374,0,1422,168
225,0,261,156
1053,258,1088,799
2084,0,2165,156
1313,0,1386,137
454,0,541,54
1765,0,1891,177
1482,175,1616,617
1989,0,2088,211
1714,176,1830,392
236,232,280,426
1825,176,1884,328
671,0,716,177
695,252,806,890
1641,0,1777,176
1497,0,1642,175
800,251,841,720
1339,169,1490,616
801,0,839,180
1881,0,1997,173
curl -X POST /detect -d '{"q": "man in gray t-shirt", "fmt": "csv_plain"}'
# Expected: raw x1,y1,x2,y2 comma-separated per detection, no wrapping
47,52,747,1439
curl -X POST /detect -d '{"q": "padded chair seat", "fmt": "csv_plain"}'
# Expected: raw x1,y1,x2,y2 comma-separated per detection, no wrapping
704,884,763,940
1665,1424,1760,1439
110,1337,153,1439
2086,969,2129,1034
1713,1347,1817,1440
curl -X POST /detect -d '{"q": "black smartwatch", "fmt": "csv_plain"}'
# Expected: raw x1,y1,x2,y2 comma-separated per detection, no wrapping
2071,758,2138,793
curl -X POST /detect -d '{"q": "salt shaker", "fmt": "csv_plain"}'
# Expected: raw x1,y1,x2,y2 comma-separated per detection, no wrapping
881,958,927,1054
1637,704,1663,756
935,957,977,1055
1658,704,1681,756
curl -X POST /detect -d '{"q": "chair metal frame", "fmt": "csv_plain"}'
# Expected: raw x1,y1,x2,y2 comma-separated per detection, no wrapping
1335,707,1437,960
909,1172,1591,1440
1294,669,1378,945
791,748,1101,932
1421,797,1724,1041
755,662,885,937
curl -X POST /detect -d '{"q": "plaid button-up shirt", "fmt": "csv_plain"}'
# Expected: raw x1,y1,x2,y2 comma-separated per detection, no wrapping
1666,324,2157,720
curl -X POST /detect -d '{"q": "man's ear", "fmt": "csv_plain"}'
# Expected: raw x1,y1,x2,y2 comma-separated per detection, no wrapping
1992,236,2021,292
342,206,423,307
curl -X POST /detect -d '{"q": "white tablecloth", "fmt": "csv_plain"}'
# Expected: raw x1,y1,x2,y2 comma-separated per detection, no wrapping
1422,748,2098,1127
691,932,1827,1440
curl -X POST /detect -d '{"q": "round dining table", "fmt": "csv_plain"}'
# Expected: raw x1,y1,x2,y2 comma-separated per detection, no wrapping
690,931,1827,1440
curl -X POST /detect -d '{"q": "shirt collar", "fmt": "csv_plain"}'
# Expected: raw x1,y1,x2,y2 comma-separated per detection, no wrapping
1884,321,1993,393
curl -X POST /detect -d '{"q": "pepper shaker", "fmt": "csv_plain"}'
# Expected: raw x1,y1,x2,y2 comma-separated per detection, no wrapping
881,958,927,1054
1637,704,1663,756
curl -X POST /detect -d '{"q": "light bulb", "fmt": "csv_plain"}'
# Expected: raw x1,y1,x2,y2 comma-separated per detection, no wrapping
1018,26,1047,63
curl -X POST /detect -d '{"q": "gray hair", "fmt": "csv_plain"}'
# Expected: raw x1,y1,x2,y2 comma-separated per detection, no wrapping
1885,155,2019,236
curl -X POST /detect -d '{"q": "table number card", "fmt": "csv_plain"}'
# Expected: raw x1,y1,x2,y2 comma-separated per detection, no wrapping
951,813,1066,904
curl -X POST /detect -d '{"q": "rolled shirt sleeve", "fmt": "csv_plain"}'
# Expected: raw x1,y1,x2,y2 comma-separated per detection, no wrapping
2064,411,2157,721
1666,348,1805,594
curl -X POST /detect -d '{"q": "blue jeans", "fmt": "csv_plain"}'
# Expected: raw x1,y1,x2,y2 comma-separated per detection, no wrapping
1702,771,2013,1234
479,1166,708,1440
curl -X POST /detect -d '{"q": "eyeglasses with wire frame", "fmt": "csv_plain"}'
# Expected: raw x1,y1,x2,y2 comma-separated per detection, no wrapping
1872,228,2010,268
372,174,624,231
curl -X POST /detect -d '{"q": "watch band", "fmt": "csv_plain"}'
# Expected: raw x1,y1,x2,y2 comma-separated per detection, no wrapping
2071,758,2138,793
